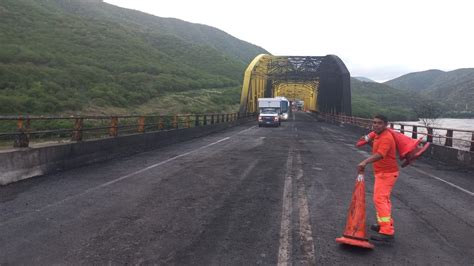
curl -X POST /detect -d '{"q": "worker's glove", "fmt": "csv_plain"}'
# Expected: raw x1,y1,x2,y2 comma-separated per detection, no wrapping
357,162,366,174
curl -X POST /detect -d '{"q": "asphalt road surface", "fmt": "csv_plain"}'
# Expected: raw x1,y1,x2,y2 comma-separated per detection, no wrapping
1,112,473,265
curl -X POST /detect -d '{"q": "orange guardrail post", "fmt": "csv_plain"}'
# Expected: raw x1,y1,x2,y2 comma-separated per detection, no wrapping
138,116,145,133
195,115,200,127
427,128,433,143
412,126,418,139
72,118,84,141
14,116,30,148
445,129,453,147
470,133,474,152
158,116,164,130
109,117,118,137
173,115,178,129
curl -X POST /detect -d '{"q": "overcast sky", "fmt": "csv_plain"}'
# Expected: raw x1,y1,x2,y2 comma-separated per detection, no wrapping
104,0,474,82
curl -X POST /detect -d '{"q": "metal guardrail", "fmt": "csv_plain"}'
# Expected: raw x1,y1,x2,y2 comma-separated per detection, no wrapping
0,113,254,149
320,113,474,152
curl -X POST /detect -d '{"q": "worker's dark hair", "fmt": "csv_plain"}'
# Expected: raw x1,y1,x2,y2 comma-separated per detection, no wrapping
374,114,388,124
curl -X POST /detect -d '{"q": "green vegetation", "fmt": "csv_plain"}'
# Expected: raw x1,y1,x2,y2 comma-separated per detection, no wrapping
352,67,474,120
351,78,419,121
384,68,474,116
62,86,241,116
0,0,266,115
1,0,471,122
385,69,445,92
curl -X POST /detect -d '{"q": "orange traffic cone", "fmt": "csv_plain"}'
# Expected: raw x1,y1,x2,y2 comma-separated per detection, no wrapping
389,130,431,167
355,129,430,167
336,174,374,249
356,131,376,147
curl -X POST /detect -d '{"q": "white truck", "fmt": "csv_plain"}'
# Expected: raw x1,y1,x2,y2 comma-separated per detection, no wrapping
257,98,281,127
275,96,289,120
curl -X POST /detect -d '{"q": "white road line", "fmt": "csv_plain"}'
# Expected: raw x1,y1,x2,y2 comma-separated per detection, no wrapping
278,149,294,266
296,152,316,265
237,125,256,134
412,167,474,197
0,137,231,227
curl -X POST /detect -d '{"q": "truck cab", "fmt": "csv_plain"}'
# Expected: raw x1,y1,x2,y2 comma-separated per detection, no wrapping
258,108,281,127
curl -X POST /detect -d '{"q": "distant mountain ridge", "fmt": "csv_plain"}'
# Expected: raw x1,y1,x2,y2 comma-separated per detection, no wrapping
353,76,376,83
385,69,445,91
385,68,474,113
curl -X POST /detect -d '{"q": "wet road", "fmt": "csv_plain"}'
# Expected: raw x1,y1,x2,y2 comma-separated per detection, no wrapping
1,112,473,264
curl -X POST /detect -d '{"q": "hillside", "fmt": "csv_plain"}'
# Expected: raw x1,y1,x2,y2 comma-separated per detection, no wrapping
0,0,268,115
385,69,445,92
385,68,474,115
351,78,420,120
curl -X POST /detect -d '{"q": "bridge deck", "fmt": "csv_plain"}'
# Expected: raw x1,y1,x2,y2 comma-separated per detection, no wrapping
1,112,473,264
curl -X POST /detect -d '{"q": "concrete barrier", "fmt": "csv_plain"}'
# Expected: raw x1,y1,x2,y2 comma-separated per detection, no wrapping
0,117,255,186
426,145,473,168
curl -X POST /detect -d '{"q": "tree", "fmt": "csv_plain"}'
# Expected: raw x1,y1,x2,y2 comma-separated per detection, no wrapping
413,100,445,127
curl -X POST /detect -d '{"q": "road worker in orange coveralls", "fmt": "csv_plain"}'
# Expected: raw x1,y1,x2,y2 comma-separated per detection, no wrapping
358,114,399,241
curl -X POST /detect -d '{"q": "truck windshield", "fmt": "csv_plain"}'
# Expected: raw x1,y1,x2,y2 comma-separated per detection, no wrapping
281,101,289,113
261,108,277,114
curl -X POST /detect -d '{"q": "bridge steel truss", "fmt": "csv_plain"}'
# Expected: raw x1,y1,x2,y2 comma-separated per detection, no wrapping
239,54,351,115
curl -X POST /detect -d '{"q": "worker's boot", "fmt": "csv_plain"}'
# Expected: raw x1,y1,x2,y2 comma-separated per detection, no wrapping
370,232,394,242
370,224,380,233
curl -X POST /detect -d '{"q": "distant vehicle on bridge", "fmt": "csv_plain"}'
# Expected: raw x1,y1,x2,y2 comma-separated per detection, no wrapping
258,108,281,127
257,98,282,127
258,97,289,121
296,100,304,111
275,96,290,121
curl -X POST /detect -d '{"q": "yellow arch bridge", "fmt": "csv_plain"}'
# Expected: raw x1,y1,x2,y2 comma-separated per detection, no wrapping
239,54,351,115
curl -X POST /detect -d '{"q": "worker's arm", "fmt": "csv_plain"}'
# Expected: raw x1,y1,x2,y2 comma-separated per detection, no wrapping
358,153,383,173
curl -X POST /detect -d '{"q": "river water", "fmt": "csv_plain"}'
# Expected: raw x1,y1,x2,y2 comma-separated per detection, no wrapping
394,118,474,151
